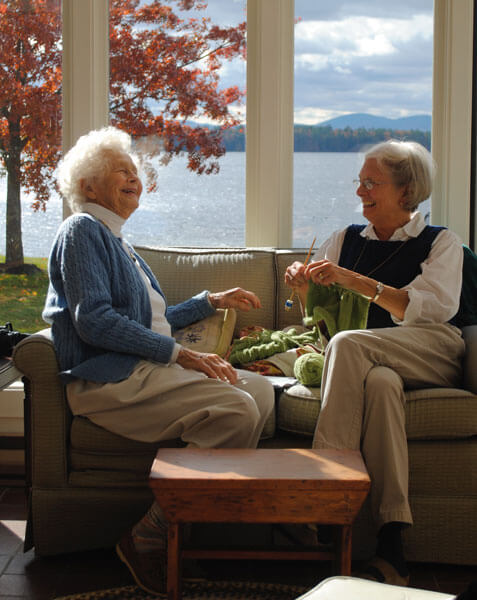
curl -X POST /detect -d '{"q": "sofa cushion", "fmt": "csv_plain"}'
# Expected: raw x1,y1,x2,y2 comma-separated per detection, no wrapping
405,387,477,440
69,404,276,484
135,247,277,332
70,416,165,455
69,416,181,485
277,383,477,441
277,383,320,436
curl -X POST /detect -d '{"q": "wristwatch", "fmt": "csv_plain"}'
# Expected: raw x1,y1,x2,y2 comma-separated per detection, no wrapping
371,281,384,303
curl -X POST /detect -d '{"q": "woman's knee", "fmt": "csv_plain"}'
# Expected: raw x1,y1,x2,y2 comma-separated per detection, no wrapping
327,329,368,356
235,371,275,418
364,366,406,417
225,387,262,427
366,366,403,394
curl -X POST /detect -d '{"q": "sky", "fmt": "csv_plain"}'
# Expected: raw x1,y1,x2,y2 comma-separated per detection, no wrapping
181,0,434,125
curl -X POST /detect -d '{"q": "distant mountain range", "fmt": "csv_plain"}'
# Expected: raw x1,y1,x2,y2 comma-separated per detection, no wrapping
179,113,432,152
313,113,431,132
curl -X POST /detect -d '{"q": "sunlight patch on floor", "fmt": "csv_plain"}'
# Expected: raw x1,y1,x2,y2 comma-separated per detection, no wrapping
1,519,26,539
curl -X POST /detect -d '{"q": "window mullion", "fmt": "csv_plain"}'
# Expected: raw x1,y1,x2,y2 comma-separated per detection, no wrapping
246,0,294,248
432,0,474,244
62,0,109,216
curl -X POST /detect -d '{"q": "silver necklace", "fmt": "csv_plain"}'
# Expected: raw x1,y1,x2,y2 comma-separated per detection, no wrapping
351,239,409,277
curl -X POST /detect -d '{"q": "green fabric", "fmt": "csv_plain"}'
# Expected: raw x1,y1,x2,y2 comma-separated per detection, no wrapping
303,282,370,338
228,328,319,366
454,245,477,328
293,352,325,387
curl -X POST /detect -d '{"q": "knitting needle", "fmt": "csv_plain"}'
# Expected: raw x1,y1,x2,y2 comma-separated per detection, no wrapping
284,236,317,311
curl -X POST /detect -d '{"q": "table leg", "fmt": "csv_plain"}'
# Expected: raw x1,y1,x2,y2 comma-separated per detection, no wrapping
167,522,182,600
335,525,352,575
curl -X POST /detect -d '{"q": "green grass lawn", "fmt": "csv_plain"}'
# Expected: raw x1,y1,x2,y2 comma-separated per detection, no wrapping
0,257,49,333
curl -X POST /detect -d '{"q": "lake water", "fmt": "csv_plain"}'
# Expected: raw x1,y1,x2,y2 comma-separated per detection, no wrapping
0,152,430,257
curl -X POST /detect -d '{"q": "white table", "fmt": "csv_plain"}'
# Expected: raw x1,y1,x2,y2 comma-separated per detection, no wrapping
0,358,21,390
296,576,455,600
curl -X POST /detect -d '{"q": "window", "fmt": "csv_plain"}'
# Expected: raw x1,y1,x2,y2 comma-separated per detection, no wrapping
61,0,475,249
293,1,434,248
108,0,247,248
0,0,62,265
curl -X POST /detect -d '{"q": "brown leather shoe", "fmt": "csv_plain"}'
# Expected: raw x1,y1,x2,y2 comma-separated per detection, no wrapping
116,530,166,595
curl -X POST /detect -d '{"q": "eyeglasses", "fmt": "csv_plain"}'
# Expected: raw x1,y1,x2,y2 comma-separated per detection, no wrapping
353,179,389,190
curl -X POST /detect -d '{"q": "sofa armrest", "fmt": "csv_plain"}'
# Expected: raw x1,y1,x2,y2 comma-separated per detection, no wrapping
13,330,69,487
462,325,477,394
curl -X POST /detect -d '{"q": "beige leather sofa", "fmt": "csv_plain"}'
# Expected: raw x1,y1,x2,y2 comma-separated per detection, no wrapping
13,246,477,565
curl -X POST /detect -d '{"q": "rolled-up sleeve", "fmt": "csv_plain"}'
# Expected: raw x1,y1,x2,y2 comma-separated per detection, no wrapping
312,229,347,262
394,229,463,326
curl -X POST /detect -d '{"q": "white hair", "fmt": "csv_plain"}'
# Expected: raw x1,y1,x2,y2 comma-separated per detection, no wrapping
365,139,435,211
57,127,140,213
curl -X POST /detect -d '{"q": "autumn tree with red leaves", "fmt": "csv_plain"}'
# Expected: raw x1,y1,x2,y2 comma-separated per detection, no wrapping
0,0,61,272
0,0,245,272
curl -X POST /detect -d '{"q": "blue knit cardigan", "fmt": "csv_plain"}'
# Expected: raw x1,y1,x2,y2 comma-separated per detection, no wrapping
42,214,215,383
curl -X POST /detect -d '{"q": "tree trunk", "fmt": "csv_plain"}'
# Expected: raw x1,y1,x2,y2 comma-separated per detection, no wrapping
5,150,24,269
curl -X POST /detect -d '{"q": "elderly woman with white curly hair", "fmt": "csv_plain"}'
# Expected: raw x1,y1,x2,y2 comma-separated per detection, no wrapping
285,139,465,586
43,126,274,594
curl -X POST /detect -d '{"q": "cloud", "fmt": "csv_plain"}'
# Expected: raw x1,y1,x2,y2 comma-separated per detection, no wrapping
293,10,433,123
295,0,433,21
171,0,434,125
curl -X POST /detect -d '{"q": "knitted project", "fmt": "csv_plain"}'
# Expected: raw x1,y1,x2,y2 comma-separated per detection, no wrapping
228,284,369,373
303,282,370,339
228,328,319,366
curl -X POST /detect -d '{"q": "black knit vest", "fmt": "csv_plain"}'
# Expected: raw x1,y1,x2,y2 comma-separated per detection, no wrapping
338,224,444,328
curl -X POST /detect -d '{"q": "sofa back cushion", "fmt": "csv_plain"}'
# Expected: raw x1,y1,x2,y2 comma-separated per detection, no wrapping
135,246,277,333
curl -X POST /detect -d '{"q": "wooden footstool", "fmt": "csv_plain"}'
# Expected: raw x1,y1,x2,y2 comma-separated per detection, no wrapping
149,448,370,600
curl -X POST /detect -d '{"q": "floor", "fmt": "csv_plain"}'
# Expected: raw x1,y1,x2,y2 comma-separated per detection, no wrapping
1,484,476,600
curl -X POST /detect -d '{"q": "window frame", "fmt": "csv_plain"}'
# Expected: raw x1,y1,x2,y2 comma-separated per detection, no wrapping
61,0,109,217
61,0,475,247
432,0,474,246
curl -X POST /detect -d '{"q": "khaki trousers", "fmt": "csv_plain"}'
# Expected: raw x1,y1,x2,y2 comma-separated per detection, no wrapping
67,361,275,449
312,323,465,529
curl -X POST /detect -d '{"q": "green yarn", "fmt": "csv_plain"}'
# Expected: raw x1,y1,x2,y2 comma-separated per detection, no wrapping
293,352,325,387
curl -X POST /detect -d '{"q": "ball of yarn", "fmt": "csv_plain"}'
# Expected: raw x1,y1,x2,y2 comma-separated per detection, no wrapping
293,352,325,387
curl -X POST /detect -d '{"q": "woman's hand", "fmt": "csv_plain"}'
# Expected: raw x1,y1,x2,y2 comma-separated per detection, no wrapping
284,260,310,298
209,287,262,312
284,261,308,290
305,259,352,287
177,347,238,384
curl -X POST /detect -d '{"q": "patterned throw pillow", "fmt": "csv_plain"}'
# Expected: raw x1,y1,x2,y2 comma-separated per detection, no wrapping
173,308,237,357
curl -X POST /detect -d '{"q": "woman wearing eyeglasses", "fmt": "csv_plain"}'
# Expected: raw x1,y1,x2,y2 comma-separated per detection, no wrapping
285,139,464,586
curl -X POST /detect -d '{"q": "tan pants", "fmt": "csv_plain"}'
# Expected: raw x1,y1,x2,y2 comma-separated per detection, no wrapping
67,361,275,449
312,323,465,529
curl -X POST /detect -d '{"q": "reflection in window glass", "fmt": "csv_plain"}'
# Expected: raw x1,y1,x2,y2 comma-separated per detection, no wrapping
293,1,433,248
0,0,62,264
109,0,246,248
